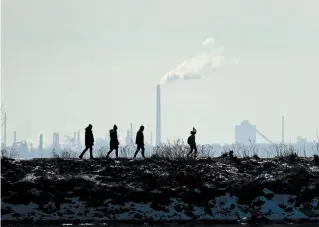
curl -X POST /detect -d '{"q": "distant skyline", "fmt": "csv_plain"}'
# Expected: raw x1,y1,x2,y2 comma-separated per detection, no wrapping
1,0,319,147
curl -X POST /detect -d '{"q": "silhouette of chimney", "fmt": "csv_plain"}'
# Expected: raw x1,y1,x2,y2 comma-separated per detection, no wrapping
39,133,43,150
156,84,161,145
52,132,60,149
13,131,16,143
73,132,76,146
77,131,80,148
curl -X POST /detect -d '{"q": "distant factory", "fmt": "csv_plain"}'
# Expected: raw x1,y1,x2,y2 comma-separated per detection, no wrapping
1,87,317,159
234,117,285,145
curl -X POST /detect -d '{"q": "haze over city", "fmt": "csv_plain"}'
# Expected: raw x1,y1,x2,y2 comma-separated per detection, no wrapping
1,0,319,148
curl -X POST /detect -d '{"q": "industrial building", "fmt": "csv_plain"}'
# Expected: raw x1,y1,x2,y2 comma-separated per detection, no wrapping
52,132,60,149
235,120,257,144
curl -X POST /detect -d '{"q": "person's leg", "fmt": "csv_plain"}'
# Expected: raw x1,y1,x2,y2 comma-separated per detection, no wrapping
106,148,113,157
115,147,118,159
134,146,140,158
79,146,89,158
89,146,94,159
187,146,193,157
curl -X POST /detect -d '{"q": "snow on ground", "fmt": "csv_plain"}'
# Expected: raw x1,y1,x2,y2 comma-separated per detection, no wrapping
1,156,319,224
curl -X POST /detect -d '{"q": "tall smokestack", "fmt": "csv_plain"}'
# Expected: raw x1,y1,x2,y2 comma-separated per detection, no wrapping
13,131,16,143
282,116,285,144
74,132,76,146
39,133,43,150
156,84,161,145
77,131,80,148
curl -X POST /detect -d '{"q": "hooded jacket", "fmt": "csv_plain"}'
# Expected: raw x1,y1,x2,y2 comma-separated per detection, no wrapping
136,130,144,146
85,126,94,146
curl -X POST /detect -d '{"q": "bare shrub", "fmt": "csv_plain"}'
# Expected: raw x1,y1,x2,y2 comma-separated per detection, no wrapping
52,149,77,159
152,139,215,159
247,139,259,157
223,143,245,158
197,144,216,158
96,146,108,158
96,146,135,158
1,147,19,159
120,145,134,158
268,143,290,157
152,139,190,159
313,136,319,155
270,144,299,163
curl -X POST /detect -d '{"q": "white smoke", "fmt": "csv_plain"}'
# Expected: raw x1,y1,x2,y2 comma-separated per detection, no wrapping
160,38,225,84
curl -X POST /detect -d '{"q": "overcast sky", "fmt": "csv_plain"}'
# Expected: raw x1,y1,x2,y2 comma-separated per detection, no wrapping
1,0,319,146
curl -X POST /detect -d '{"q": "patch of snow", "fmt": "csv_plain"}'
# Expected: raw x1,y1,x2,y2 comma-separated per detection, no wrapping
308,184,316,190
263,188,274,195
21,173,38,182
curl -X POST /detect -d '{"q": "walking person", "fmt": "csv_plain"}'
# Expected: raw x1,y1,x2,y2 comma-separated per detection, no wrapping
187,127,197,158
106,124,119,158
79,124,95,159
134,125,145,159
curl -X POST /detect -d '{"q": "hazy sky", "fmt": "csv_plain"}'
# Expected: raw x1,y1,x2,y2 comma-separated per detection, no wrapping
1,0,319,146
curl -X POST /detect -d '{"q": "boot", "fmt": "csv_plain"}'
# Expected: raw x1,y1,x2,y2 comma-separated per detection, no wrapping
134,150,138,159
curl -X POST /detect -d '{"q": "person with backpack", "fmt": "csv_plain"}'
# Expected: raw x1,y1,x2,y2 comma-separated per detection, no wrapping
106,124,119,158
187,127,197,158
134,125,145,159
79,124,95,159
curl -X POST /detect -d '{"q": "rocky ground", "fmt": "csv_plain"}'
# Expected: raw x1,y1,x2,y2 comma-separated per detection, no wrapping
1,154,319,225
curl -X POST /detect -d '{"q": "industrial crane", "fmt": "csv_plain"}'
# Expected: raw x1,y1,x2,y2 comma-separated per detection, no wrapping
255,128,274,144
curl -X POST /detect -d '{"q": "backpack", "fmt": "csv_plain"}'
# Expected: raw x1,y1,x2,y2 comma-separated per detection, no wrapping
187,136,191,145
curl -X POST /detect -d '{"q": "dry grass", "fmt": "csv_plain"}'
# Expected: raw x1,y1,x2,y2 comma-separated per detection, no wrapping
313,136,319,155
1,148,19,159
41,137,319,162
152,139,215,159
52,149,77,159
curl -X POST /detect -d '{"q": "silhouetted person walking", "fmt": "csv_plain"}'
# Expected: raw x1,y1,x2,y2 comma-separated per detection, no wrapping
79,124,94,159
134,125,145,159
106,124,119,158
187,127,197,158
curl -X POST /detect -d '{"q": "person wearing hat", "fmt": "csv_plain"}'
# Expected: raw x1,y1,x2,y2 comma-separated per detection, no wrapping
106,124,119,158
134,125,145,159
187,127,197,158
79,124,95,159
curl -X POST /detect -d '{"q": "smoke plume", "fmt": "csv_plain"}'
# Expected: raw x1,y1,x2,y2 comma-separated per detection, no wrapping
160,38,225,84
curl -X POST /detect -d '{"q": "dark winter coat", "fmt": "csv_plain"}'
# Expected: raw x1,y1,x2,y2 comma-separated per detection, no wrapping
110,129,119,149
188,134,196,147
135,130,144,146
85,127,94,147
